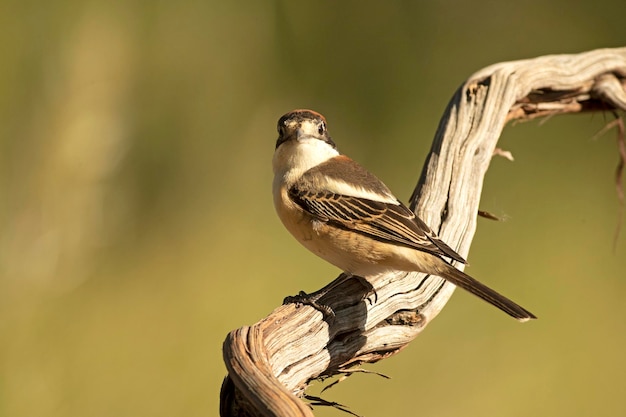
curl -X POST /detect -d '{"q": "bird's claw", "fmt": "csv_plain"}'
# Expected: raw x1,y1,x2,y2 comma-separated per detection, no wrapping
283,291,335,322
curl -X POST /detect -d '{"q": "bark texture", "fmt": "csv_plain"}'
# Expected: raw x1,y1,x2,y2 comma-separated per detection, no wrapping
221,47,626,417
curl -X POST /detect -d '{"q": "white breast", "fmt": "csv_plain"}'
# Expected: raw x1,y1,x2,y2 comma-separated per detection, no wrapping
272,137,339,188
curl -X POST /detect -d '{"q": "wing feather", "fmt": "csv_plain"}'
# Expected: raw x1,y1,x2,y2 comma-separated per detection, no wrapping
289,186,466,264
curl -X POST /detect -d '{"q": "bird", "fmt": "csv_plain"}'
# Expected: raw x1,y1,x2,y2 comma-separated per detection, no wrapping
272,109,536,322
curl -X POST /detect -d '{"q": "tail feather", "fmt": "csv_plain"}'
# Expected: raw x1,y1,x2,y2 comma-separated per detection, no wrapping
437,263,536,322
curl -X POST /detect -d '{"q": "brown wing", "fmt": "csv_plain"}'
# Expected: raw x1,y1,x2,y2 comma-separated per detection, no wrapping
288,186,466,264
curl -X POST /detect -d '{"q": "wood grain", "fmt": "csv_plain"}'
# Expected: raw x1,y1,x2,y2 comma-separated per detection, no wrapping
220,47,626,417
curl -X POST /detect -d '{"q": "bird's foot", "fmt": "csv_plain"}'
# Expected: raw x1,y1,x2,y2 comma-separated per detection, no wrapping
351,275,377,305
283,290,335,322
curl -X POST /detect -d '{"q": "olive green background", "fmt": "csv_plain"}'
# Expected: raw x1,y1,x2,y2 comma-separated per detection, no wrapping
1,1,625,416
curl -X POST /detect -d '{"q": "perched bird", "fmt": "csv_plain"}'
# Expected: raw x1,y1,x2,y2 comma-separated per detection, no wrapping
272,109,535,322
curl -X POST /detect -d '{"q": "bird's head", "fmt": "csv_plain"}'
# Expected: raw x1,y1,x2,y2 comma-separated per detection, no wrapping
275,109,336,150
273,109,339,181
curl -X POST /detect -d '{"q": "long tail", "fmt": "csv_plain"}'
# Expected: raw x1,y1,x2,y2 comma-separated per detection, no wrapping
435,261,536,322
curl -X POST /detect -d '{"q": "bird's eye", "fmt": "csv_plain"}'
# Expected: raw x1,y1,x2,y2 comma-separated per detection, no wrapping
318,122,326,135
278,122,286,136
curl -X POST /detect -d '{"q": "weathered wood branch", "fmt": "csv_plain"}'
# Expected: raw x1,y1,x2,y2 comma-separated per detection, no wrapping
220,47,626,417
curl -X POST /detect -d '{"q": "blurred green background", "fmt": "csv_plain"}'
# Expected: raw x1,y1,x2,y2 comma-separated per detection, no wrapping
1,1,625,416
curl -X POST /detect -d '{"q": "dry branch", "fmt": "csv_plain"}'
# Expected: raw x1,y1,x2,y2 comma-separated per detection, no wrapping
220,47,626,417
